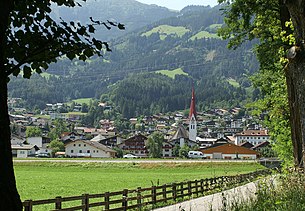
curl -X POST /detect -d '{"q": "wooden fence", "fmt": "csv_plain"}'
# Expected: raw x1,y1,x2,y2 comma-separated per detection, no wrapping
23,169,271,211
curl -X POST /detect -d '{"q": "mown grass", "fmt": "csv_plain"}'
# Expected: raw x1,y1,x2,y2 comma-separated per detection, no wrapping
156,67,188,79
71,98,92,105
190,30,220,40
142,25,190,40
15,161,265,201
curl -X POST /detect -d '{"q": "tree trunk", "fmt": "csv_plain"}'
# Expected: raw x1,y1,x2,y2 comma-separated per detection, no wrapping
0,75,22,211
0,0,23,210
285,59,305,168
284,0,305,168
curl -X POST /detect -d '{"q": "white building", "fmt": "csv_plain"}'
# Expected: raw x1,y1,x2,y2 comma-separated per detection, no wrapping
11,144,39,158
235,130,270,146
188,87,197,142
65,140,116,158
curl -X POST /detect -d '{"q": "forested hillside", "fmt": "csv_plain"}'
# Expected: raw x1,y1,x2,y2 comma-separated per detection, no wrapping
8,5,259,117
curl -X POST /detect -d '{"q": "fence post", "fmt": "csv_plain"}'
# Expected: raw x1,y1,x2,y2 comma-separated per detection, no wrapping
105,192,110,211
194,180,198,196
82,194,89,211
187,181,192,197
200,179,204,195
24,200,33,211
162,185,167,202
172,183,177,201
122,189,128,211
55,196,62,210
137,187,142,210
180,183,183,196
152,186,157,205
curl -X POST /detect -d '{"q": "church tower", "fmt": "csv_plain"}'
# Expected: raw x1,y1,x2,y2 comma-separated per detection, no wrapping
189,86,197,142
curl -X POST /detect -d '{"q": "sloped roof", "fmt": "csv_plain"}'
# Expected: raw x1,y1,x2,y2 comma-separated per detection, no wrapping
201,143,259,155
236,130,269,136
239,142,254,149
170,125,189,141
90,134,106,142
252,141,270,150
189,87,196,119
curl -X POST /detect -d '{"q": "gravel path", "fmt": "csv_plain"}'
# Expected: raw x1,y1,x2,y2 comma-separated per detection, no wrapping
153,181,258,211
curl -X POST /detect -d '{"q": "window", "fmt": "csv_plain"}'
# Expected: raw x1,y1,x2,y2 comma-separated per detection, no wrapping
165,149,169,152
87,150,90,153
96,150,99,153
73,144,76,146
93,150,95,153
79,144,81,147
84,144,86,147
71,150,74,153
79,150,82,153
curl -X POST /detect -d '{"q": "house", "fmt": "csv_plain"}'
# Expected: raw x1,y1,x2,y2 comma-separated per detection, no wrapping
90,134,122,147
200,143,259,160
169,125,197,148
60,132,83,141
11,144,39,158
10,135,25,145
27,136,52,155
235,130,270,146
162,141,173,157
65,140,116,158
118,134,148,157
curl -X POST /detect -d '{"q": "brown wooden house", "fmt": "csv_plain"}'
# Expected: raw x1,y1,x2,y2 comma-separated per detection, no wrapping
118,134,148,157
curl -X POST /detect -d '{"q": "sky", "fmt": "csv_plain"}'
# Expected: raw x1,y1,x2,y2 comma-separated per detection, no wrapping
136,0,219,10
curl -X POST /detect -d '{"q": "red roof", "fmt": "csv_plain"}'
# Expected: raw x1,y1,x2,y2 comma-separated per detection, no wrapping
189,86,196,119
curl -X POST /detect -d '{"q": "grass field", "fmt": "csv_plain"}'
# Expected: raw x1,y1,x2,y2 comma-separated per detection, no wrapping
142,25,190,40
190,31,220,40
71,98,92,105
15,161,265,201
156,68,189,79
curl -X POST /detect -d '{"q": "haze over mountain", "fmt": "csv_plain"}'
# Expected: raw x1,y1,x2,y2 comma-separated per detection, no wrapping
52,0,177,41
9,2,259,117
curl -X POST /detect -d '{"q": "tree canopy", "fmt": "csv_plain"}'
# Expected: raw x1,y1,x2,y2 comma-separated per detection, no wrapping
0,0,123,210
218,0,305,167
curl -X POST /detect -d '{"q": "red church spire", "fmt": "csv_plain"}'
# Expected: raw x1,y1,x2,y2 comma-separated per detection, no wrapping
189,86,196,120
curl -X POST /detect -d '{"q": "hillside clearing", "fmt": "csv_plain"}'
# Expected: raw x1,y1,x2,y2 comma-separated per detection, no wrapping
142,25,190,40
156,68,188,79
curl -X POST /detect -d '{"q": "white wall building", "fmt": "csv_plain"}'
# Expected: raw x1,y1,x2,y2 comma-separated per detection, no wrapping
65,140,116,158
235,130,270,146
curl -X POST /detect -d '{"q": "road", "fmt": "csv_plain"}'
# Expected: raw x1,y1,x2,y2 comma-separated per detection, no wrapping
13,159,258,163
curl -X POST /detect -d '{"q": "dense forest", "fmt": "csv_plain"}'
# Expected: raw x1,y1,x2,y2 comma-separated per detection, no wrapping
8,4,259,117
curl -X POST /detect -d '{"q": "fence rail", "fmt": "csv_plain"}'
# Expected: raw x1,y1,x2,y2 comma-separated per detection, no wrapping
23,169,271,211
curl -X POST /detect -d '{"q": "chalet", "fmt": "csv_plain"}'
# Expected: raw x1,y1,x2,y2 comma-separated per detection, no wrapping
235,130,270,146
118,134,148,157
27,136,52,154
11,144,39,158
10,135,25,145
169,125,197,148
200,143,259,160
65,140,116,158
60,132,83,141
91,134,122,147
162,141,173,157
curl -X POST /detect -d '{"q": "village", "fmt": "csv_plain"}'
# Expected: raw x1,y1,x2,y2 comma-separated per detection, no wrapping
8,89,273,160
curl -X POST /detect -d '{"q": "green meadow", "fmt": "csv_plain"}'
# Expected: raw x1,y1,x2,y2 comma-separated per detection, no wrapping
156,68,188,79
15,161,265,201
142,25,190,40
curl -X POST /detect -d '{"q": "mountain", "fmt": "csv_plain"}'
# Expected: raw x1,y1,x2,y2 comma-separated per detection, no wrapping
8,5,259,117
51,0,177,41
